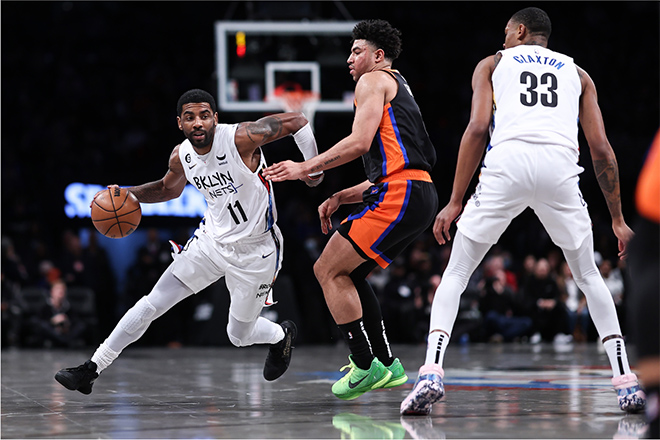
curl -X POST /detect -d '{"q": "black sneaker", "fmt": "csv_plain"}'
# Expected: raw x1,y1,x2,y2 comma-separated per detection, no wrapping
54,360,99,395
263,320,297,381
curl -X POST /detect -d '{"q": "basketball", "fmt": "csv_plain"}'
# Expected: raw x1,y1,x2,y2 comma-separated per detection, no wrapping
91,187,141,238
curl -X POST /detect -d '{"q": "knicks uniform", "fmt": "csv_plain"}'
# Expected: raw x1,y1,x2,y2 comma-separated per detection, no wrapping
457,45,591,250
338,70,438,268
171,123,283,322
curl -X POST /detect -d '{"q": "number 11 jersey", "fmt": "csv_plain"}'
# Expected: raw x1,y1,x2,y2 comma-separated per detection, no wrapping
179,123,277,243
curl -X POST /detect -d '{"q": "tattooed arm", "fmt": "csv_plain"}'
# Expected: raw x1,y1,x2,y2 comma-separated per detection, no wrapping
234,112,309,172
577,66,634,257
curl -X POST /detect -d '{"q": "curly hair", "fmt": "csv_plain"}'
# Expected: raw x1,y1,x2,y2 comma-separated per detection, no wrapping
510,7,552,39
177,89,217,116
351,19,402,61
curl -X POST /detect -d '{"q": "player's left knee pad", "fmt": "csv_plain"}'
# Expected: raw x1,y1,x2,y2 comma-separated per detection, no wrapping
118,296,157,335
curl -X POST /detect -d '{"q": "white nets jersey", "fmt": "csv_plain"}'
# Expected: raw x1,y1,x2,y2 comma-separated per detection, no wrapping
490,45,581,154
178,123,277,243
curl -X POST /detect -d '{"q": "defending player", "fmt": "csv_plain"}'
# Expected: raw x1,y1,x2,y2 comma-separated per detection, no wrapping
55,89,323,394
263,20,438,400
400,7,646,415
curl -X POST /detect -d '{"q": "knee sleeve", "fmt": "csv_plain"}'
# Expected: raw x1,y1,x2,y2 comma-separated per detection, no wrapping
118,296,157,335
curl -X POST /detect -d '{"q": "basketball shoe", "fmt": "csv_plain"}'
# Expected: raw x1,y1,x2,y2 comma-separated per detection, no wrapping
263,320,297,381
54,360,99,395
400,364,445,415
332,356,392,400
381,358,409,389
612,373,646,413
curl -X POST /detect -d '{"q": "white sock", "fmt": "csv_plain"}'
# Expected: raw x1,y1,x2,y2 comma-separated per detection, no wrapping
91,342,121,373
602,337,632,377
424,330,451,367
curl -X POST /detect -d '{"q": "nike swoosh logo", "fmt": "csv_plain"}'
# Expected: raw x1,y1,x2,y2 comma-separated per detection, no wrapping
188,164,197,170
348,375,367,389
216,154,226,161
262,251,275,259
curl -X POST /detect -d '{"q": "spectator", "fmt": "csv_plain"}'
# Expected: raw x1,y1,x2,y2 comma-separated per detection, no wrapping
522,258,571,344
32,280,87,348
479,269,532,342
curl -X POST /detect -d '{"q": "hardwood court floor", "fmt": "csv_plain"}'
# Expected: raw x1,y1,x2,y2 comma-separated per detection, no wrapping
1,342,649,439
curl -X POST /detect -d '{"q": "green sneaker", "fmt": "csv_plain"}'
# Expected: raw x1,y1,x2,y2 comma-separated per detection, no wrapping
381,358,408,389
332,356,393,400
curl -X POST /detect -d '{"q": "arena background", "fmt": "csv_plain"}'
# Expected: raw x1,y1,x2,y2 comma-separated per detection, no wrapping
2,1,658,347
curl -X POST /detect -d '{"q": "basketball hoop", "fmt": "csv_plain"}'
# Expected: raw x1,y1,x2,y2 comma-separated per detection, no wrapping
268,88,320,130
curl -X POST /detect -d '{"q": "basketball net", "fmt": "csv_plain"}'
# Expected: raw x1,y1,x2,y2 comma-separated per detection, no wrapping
270,89,320,131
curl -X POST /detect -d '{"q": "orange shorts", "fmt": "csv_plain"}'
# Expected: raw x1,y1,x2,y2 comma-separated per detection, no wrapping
338,172,437,269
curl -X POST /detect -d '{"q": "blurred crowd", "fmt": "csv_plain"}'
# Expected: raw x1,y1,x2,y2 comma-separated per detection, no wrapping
1,210,633,349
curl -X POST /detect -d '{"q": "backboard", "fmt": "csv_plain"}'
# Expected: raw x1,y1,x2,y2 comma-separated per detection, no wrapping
214,21,357,114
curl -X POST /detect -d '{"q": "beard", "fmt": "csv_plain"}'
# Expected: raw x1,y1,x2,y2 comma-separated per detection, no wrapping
188,129,213,149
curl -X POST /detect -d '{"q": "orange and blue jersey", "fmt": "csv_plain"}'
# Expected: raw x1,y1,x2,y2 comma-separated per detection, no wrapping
339,70,438,269
359,69,436,183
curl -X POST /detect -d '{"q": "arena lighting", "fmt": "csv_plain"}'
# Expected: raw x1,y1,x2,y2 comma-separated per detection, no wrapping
235,31,246,57
64,182,207,219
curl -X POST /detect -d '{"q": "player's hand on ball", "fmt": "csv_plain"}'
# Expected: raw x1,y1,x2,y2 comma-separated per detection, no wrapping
90,184,120,208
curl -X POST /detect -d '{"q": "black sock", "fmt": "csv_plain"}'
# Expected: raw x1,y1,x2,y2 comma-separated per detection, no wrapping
337,319,373,370
350,266,395,367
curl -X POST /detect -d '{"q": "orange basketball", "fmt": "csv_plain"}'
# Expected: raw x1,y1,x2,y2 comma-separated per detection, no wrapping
91,187,141,238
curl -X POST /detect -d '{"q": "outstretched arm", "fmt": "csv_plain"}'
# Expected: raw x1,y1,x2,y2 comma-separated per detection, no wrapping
434,55,496,245
577,66,634,258
262,71,388,182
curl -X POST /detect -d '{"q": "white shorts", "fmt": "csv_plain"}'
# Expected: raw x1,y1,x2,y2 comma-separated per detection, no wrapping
457,141,592,251
171,223,284,322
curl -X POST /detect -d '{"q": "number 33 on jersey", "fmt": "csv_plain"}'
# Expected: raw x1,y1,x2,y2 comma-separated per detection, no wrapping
490,45,581,154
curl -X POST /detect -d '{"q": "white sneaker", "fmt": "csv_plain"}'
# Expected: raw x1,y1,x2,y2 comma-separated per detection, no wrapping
612,373,646,413
400,364,445,416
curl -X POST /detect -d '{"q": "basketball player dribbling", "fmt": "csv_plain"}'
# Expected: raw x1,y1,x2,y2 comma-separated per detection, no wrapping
55,89,323,394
